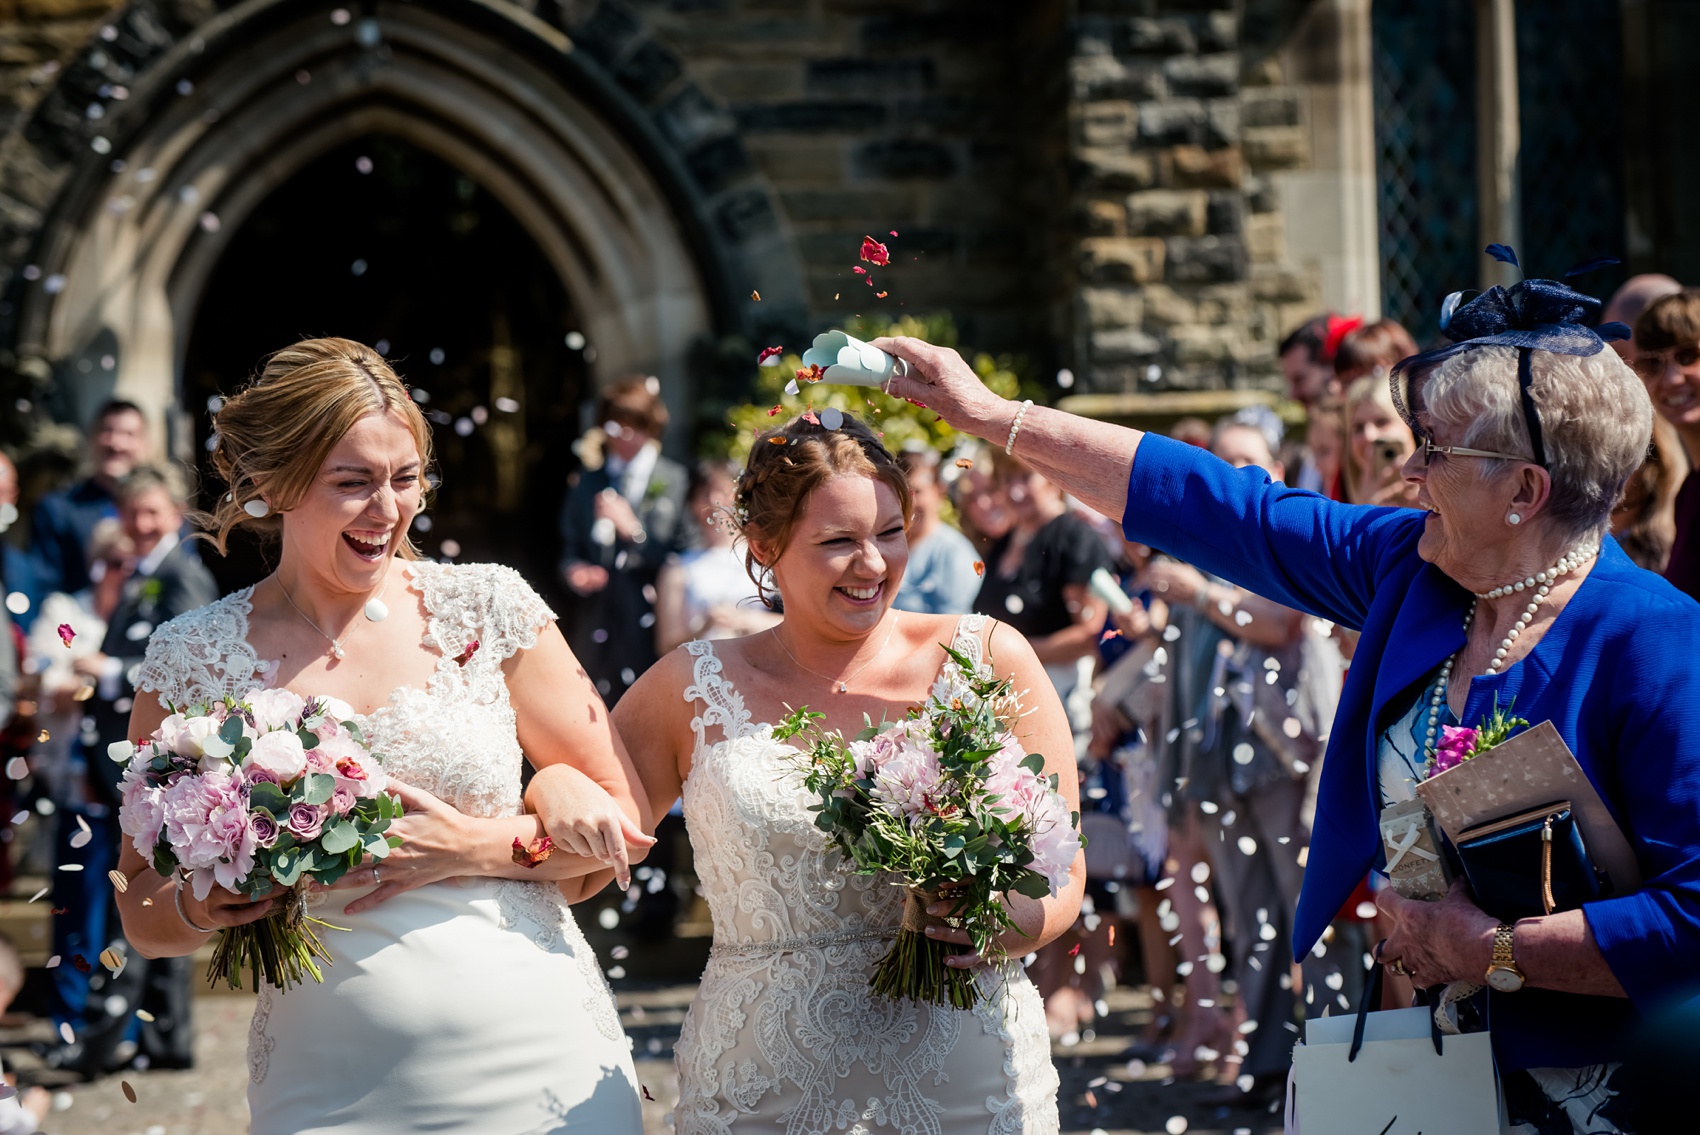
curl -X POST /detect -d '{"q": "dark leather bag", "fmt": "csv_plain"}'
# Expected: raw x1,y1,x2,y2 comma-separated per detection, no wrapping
1454,801,1604,923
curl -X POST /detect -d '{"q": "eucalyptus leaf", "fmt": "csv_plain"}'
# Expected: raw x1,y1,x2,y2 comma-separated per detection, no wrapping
320,823,360,855
302,773,336,806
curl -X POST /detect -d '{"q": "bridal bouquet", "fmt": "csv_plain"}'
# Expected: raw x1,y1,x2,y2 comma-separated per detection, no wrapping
110,689,403,991
777,646,1081,1009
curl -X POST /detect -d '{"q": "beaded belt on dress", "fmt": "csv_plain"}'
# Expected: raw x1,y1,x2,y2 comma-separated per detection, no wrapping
709,928,893,958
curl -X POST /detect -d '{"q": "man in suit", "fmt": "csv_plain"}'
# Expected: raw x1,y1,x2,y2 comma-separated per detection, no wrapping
559,376,690,705
25,400,153,621
50,465,216,1077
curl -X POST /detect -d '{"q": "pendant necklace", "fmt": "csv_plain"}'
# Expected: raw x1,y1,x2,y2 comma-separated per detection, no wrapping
771,613,900,694
276,575,391,661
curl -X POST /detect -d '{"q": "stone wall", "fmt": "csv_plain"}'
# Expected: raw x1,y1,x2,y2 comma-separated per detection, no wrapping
1064,0,1321,395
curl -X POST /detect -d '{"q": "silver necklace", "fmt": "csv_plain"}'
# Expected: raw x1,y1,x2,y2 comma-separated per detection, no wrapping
276,576,389,661
1423,541,1600,751
770,614,900,694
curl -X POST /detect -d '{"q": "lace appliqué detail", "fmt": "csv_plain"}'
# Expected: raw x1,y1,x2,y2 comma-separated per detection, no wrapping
248,986,275,1085
137,588,270,706
673,621,1059,1135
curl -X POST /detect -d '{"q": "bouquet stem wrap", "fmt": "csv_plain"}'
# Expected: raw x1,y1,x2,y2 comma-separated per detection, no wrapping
873,887,978,1009
206,885,342,992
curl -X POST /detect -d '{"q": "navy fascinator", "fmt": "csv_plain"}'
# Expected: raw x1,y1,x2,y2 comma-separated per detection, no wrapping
1389,246,1629,469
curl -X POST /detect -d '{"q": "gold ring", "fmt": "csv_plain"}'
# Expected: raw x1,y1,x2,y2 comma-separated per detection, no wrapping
1388,960,1410,977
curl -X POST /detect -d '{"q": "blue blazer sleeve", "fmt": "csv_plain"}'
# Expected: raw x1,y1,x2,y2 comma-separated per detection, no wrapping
1121,433,1424,631
1585,619,1700,1007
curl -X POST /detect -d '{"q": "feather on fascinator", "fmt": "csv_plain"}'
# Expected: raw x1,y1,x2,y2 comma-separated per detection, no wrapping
1389,246,1629,469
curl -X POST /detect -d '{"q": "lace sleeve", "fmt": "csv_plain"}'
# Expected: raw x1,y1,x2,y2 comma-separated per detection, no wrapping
133,591,264,708
417,562,557,665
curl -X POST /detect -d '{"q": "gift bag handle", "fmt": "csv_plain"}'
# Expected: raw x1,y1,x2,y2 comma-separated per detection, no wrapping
1350,952,1445,1062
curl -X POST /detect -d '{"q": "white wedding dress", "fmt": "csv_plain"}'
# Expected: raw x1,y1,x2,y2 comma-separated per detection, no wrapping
673,614,1061,1135
135,561,642,1135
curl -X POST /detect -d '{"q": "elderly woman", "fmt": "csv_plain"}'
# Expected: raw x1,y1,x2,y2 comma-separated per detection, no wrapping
875,263,1700,1132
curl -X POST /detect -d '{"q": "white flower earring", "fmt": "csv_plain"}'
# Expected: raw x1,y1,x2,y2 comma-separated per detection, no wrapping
1507,513,1522,526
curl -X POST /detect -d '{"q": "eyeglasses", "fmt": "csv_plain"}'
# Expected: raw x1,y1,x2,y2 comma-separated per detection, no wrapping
1419,438,1531,466
1631,345,1700,380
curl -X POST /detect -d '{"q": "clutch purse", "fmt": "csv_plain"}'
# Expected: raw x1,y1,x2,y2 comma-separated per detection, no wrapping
1454,800,1604,923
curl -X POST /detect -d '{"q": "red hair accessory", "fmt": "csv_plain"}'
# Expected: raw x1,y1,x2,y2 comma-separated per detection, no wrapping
1321,314,1364,362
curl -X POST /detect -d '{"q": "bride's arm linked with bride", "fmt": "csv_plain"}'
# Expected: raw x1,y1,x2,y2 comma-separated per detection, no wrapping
111,338,653,1135
531,411,1084,1133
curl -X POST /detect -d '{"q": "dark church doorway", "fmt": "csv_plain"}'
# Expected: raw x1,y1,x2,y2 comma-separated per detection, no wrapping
181,134,586,598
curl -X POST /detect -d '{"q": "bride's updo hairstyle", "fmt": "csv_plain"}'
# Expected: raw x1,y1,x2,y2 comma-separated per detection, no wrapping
201,337,435,556
734,412,912,605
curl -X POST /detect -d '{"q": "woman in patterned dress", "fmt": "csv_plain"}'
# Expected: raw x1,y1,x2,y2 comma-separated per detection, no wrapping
114,339,651,1134
566,413,1084,1134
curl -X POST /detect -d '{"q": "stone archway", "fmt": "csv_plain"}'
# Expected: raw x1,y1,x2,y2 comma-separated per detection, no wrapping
1,0,802,452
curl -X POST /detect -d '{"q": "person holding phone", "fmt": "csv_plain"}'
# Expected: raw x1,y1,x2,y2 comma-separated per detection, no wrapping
1343,374,1420,506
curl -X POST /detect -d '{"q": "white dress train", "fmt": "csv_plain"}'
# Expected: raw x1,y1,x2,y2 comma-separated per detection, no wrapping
672,614,1062,1135
135,562,642,1135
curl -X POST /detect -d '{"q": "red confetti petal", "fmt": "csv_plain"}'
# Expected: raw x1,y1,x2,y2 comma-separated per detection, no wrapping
455,639,480,667
57,623,75,647
756,345,784,365
955,457,973,468
511,835,555,869
876,291,888,298
973,561,985,577
1068,942,1082,957
802,411,821,425
767,404,783,416
795,363,826,384
768,437,787,445
860,236,891,266
890,230,899,236
1100,629,1123,643
852,265,868,275
642,1086,656,1101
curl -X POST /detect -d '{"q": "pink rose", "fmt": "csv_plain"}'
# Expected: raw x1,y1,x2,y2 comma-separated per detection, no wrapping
1431,725,1478,777
243,730,307,784
286,802,326,842
117,768,166,860
328,787,358,817
245,688,306,733
250,809,281,849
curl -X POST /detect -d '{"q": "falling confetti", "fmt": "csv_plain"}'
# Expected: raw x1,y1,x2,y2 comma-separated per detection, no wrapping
121,1081,137,1103
58,1022,74,1043
750,290,761,301
876,291,888,298
756,346,784,366
136,1009,154,1022
69,815,92,848
72,955,91,973
72,685,94,701
767,404,782,416
35,730,49,744
1100,630,1122,643
100,946,125,974
28,887,47,903
512,835,555,869
767,437,787,445
860,236,891,266
852,266,868,276
7,757,28,778
890,230,899,237
954,457,974,469
973,561,985,576
455,639,480,667
109,869,129,893
642,1086,656,1101
801,411,821,426
57,623,75,647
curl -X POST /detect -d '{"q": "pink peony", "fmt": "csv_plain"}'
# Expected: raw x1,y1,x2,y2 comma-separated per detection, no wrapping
243,730,307,784
1430,725,1478,777
869,734,944,825
159,771,256,899
313,733,384,797
286,802,326,842
1026,792,1082,893
245,688,306,732
117,769,166,860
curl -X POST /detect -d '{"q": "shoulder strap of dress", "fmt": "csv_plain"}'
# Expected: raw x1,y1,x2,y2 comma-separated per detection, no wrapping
948,613,993,678
682,639,753,748
135,588,266,707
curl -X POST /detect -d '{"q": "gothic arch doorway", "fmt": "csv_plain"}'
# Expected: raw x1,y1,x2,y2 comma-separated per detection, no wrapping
182,133,583,591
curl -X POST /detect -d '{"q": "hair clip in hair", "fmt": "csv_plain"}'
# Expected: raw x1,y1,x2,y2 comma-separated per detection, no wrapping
243,499,271,518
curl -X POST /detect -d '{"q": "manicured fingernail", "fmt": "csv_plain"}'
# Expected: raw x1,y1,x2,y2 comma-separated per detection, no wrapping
928,904,947,915
924,926,939,936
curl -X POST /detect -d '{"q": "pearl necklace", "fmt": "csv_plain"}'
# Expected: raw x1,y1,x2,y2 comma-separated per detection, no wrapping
1422,542,1600,751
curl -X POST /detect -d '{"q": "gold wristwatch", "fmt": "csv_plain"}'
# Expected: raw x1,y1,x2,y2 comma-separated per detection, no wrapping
1484,923,1525,992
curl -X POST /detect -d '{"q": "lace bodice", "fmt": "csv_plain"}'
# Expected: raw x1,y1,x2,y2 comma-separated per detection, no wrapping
135,561,553,819
672,614,1060,1135
680,615,991,947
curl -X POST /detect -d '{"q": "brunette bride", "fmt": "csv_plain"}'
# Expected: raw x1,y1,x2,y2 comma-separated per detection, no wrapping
114,338,652,1134
533,412,1084,1133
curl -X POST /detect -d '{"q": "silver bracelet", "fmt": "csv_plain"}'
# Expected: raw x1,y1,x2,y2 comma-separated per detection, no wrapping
173,874,217,935
1004,399,1034,455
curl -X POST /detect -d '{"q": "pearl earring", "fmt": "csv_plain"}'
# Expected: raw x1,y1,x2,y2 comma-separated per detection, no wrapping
1507,513,1522,526
244,499,271,518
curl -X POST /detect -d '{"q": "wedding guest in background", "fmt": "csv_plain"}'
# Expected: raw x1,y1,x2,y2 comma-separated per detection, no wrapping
1601,273,1681,362
1280,313,1362,493
947,444,1010,554
891,448,982,615
1341,373,1420,507
559,377,690,702
879,262,1700,1131
50,465,216,1077
1609,417,1689,573
653,461,778,655
26,400,152,614
0,452,33,624
1304,399,1346,500
973,451,1113,709
1633,290,1700,598
1331,318,1419,387
0,936,51,1134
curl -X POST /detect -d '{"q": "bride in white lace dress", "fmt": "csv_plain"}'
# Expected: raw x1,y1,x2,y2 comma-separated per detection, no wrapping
578,413,1083,1134
114,339,650,1134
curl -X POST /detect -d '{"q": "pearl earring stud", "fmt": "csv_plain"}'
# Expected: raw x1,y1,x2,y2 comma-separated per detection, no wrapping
243,499,271,518
1507,513,1521,525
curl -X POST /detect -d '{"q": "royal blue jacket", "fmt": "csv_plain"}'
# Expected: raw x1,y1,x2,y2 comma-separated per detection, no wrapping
1122,433,1700,1070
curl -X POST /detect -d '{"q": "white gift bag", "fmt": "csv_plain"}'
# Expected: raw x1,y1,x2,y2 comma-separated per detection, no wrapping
1286,1003,1505,1135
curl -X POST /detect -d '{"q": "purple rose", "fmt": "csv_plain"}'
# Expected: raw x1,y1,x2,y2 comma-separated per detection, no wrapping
286,802,325,842
250,809,281,849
